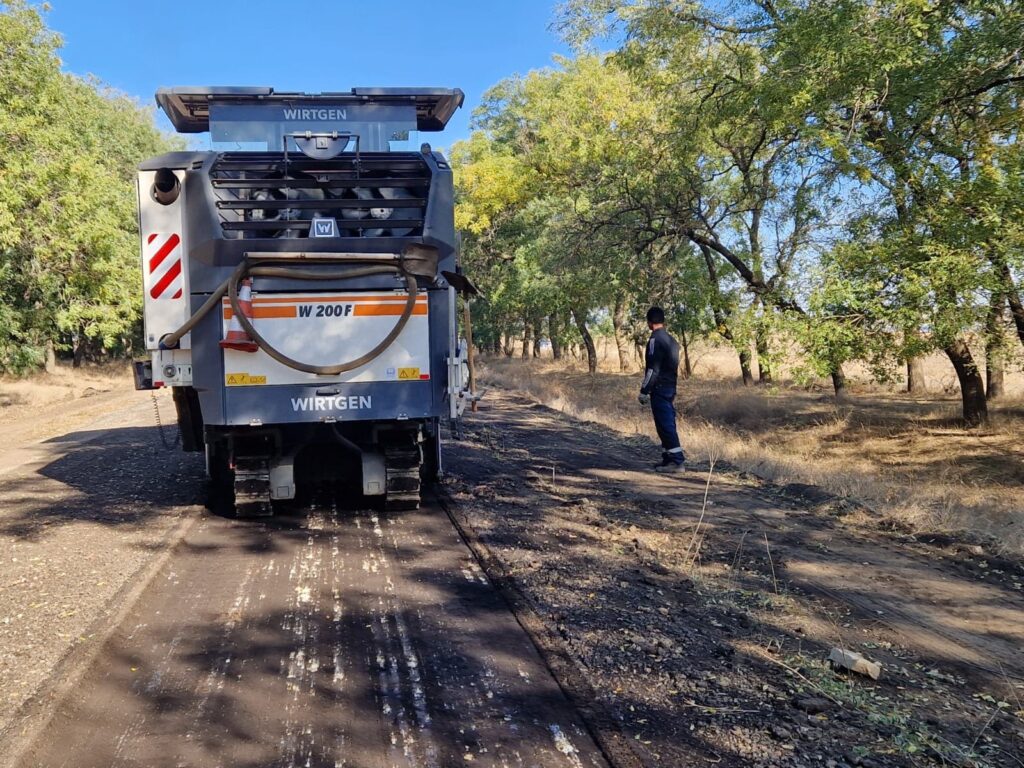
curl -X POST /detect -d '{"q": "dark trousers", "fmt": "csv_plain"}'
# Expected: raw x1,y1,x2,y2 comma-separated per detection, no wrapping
650,386,684,464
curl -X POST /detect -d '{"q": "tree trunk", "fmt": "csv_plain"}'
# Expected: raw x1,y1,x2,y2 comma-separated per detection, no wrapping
679,326,692,380
985,291,1006,401
502,332,514,358
756,320,773,384
987,353,1005,401
831,364,848,401
699,242,752,387
945,339,988,427
906,357,927,394
739,349,755,386
462,299,478,411
72,328,86,369
521,319,531,360
611,299,630,372
571,306,597,374
994,258,1024,349
549,313,562,360
1007,284,1024,349
45,341,57,374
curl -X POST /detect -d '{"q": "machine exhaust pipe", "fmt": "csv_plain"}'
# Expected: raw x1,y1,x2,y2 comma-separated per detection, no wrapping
152,167,181,205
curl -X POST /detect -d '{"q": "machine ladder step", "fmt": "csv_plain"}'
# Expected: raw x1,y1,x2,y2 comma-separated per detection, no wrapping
234,458,273,517
383,444,421,511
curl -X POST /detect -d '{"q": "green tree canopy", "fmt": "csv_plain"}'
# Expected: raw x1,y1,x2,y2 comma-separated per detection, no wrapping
1,1,180,372
454,0,1023,425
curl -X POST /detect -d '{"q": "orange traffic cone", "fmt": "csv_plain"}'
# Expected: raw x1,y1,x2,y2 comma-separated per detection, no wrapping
220,278,259,353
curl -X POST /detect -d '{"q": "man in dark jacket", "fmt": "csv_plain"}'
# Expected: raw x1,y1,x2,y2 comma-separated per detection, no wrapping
638,307,685,472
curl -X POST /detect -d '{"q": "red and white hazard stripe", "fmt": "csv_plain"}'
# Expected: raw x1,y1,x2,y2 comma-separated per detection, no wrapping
145,233,183,300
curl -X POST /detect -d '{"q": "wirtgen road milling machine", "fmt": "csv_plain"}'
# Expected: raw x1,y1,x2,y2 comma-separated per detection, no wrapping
133,87,477,515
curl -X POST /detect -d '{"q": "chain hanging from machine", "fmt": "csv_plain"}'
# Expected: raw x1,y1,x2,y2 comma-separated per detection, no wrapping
150,390,181,451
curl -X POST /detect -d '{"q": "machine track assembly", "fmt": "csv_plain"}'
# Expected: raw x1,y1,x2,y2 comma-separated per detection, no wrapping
383,442,422,511
233,457,273,517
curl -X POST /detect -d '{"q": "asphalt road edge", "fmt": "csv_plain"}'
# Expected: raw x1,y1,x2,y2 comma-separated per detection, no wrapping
434,485,648,768
0,507,203,768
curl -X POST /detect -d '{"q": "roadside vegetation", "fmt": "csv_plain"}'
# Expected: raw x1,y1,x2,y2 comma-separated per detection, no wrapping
447,389,1024,767
452,0,1024,430
0,1,179,374
480,342,1024,554
0,360,131,422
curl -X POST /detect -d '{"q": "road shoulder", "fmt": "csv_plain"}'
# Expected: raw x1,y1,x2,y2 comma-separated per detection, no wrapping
0,391,204,758
443,390,1024,768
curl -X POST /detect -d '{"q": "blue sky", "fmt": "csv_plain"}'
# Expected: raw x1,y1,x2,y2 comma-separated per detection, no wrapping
44,0,572,150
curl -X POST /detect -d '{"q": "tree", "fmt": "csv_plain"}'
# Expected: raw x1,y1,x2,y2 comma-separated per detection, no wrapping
561,2,850,394
455,1,1022,424
766,0,1024,424
0,1,179,372
453,56,666,375
561,0,1023,424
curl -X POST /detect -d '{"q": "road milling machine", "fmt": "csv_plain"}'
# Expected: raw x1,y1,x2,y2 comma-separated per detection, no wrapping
133,87,476,514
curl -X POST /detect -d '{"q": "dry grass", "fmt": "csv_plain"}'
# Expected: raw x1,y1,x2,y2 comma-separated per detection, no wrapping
0,362,133,425
478,344,1024,555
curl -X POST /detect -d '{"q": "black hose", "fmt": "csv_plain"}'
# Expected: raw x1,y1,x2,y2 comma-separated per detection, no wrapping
160,257,419,376
160,282,230,348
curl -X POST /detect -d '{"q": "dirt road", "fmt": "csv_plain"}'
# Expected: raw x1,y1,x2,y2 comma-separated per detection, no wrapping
444,392,1024,767
0,390,202,744
19,502,606,767
2,387,1022,767
0,394,606,768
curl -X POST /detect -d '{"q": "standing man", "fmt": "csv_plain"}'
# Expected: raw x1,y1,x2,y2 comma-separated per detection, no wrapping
638,307,685,472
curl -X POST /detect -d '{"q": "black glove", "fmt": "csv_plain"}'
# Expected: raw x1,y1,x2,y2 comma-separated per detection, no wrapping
638,393,650,405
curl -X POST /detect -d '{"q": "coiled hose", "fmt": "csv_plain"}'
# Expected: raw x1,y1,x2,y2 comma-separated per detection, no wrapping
160,257,417,375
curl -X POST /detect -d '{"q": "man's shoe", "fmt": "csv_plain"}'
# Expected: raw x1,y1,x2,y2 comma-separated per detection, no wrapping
654,462,685,473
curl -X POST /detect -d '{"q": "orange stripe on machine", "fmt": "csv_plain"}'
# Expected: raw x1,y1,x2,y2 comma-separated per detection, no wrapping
354,305,428,317
223,305,299,320
222,298,426,319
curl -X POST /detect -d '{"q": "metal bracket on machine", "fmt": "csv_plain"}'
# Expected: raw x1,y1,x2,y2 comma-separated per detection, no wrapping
284,130,361,166
441,269,483,298
361,452,386,496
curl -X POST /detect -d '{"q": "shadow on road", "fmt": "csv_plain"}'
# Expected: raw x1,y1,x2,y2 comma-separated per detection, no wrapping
0,426,204,541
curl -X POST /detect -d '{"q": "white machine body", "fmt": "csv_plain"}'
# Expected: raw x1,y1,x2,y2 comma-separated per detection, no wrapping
220,291,431,387
137,169,191,352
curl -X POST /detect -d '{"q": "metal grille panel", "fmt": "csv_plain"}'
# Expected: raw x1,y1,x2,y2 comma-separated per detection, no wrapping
209,152,431,239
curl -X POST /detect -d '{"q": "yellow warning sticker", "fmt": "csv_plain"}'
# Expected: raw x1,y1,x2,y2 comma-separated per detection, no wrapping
397,367,421,380
225,373,267,386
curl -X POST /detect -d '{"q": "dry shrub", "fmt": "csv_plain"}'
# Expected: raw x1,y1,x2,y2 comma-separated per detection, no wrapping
0,361,132,424
680,386,794,430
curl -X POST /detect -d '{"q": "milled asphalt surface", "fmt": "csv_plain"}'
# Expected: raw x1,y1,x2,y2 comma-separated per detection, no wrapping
15,495,607,767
